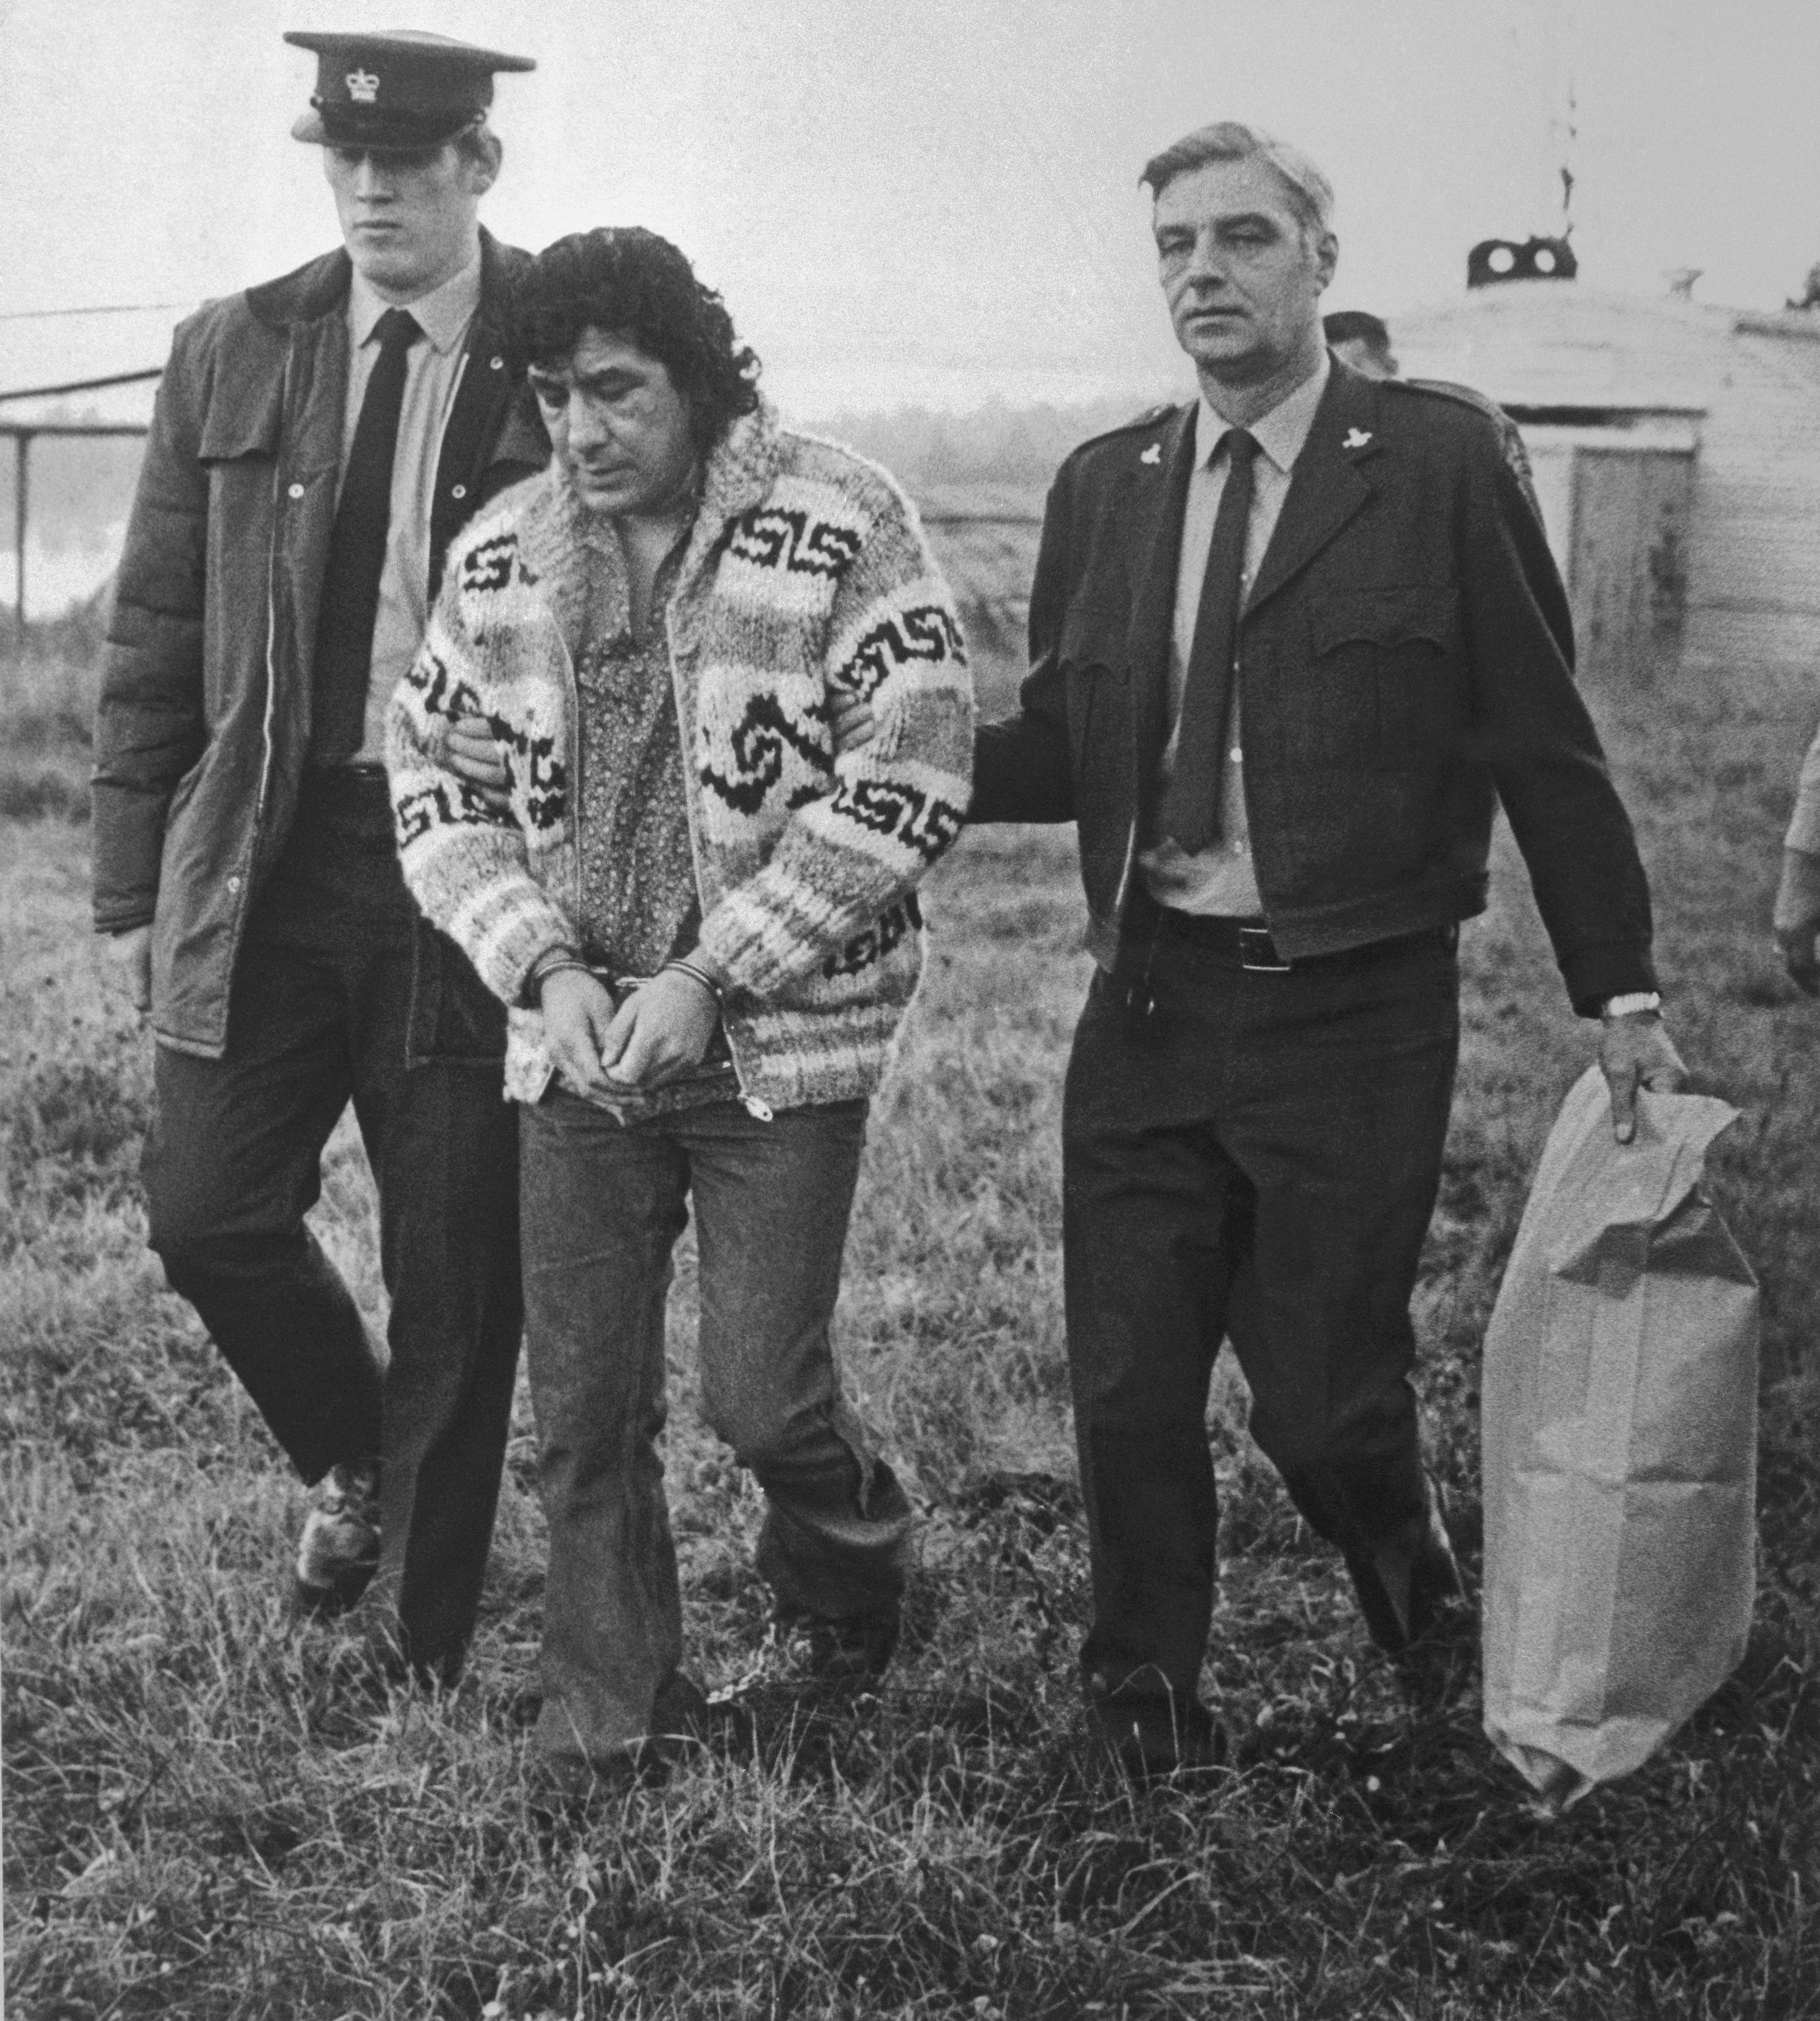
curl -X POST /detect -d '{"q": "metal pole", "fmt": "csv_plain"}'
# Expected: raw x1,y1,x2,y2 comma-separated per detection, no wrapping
13,431,27,636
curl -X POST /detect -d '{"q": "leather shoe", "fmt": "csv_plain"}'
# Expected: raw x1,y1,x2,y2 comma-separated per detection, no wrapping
1084,1669,1227,1779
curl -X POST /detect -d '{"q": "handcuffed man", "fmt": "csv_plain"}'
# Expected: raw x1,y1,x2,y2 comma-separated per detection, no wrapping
388,227,973,1787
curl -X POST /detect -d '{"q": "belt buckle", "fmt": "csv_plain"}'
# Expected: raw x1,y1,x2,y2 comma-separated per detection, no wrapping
1238,924,1292,974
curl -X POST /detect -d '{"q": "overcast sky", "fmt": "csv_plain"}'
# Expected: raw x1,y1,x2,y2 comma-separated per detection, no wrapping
5,0,1819,418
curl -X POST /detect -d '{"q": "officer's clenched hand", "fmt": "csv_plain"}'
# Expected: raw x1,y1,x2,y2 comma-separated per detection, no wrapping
446,713,511,814
539,967,620,1100
599,969,720,1091
105,924,153,1014
1599,1011,1689,1145
1772,846,1820,995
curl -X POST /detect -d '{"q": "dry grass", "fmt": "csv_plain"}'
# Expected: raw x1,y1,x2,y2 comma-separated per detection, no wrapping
4,640,1819,2019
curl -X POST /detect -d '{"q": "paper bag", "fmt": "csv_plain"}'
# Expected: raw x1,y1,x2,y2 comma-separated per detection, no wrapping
1480,1065,1758,1808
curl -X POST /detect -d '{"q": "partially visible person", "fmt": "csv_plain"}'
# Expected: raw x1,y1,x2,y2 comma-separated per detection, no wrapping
1773,728,1820,990
1323,306,1542,516
1322,307,1398,378
388,227,974,1788
90,30,546,1684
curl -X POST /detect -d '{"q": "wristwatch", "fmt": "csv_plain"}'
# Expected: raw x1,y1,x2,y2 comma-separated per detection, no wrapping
1600,992,1663,1020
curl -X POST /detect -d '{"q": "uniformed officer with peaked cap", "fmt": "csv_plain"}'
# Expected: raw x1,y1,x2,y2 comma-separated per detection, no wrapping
93,28,546,1686
285,28,537,149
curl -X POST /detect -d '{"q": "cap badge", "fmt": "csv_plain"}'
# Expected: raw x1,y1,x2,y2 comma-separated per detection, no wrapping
1343,427,1372,450
1140,442,1162,465
345,68,381,103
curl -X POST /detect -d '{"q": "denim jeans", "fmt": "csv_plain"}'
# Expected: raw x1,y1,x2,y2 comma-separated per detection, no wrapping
520,1090,912,1767
142,769,522,1681
1062,921,1460,1706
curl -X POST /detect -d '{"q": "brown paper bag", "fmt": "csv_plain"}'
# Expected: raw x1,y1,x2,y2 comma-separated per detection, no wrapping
1480,1065,1758,1808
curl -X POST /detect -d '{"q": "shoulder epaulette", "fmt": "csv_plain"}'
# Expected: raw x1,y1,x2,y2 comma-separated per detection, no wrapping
1395,377,1542,514
1068,400,1184,458
1394,376,1512,424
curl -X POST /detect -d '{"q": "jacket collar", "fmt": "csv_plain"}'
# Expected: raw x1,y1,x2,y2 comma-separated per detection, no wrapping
1243,355,1383,616
693,399,785,538
245,225,521,329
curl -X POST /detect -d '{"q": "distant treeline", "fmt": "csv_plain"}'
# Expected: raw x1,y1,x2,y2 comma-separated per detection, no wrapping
807,394,1169,495
3,396,1177,562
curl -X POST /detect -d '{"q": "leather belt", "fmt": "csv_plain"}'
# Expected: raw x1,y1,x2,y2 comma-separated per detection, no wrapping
1152,912,1455,974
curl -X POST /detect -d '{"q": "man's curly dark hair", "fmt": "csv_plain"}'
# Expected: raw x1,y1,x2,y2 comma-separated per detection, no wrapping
510,227,762,451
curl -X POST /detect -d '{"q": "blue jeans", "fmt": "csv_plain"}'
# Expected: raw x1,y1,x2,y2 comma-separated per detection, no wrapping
520,1091,913,1766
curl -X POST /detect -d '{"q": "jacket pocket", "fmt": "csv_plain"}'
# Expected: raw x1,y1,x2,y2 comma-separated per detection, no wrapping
1059,593,1127,677
1065,661,1135,816
1304,585,1460,767
408,916,508,1067
198,383,284,463
1307,585,1459,659
1059,593,1128,784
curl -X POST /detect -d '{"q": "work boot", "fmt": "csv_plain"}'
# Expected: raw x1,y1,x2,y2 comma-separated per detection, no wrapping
294,1454,381,1617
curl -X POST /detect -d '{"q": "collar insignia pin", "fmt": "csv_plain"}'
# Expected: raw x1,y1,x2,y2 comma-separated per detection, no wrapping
1140,442,1162,465
346,68,381,103
1343,427,1372,450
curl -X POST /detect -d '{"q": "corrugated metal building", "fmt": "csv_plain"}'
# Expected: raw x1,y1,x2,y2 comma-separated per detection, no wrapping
1396,281,1820,678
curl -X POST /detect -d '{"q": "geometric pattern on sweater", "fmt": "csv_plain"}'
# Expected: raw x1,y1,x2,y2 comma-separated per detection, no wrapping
458,529,539,596
387,399,975,1116
822,891,923,979
700,690,834,816
724,505,863,579
836,604,967,702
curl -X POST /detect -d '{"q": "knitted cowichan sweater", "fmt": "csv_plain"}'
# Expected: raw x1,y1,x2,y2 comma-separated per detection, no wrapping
387,400,975,1116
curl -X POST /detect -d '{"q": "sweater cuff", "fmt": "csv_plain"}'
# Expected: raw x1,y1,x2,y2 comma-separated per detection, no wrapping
1560,942,1659,1020
694,895,800,1001
495,916,581,1011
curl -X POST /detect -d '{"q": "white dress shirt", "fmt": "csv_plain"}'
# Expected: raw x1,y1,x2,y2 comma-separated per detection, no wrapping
1139,350,1330,917
343,254,483,760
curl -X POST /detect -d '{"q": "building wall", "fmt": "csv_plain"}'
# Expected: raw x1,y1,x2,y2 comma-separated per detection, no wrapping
1684,321,1820,672
1397,288,1820,678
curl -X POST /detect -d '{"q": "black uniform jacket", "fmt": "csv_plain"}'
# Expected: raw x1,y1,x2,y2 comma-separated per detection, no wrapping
92,230,548,1060
971,356,1657,1014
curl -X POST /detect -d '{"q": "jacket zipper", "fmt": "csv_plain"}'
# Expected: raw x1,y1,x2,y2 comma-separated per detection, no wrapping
254,342,300,846
558,633,584,930
661,568,771,1121
217,343,294,1017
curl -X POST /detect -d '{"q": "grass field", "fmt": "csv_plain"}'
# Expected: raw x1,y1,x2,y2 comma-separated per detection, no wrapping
4,639,1820,2019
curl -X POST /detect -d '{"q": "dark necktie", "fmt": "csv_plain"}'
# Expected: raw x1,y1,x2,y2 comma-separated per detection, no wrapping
311,306,422,763
1159,427,1258,855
